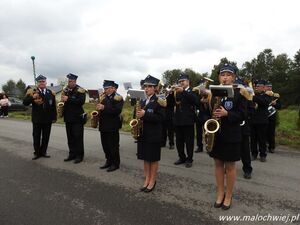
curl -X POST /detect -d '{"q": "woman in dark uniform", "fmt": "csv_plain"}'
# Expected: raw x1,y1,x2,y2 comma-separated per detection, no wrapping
209,64,247,210
136,75,166,193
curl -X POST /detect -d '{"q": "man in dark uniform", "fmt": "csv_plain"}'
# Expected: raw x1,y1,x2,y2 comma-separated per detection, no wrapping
62,73,86,164
173,73,199,168
97,80,124,172
161,88,175,149
265,81,281,153
194,80,211,153
23,75,57,160
235,78,254,179
251,80,271,162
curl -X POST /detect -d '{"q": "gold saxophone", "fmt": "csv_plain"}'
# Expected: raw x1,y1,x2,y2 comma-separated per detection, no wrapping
129,99,143,140
204,96,222,152
57,86,69,118
90,93,105,128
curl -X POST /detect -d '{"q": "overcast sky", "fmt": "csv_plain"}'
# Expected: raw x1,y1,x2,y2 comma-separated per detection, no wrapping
0,0,299,94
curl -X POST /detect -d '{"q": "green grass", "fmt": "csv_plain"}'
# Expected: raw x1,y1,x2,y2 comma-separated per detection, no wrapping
8,101,135,132
276,106,300,149
8,103,300,149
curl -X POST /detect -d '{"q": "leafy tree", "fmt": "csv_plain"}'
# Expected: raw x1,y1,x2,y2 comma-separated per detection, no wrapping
16,79,27,98
162,69,182,86
2,80,16,96
2,79,27,99
162,68,203,87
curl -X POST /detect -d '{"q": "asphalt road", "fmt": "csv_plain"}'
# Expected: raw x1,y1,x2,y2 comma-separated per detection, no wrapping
0,119,299,225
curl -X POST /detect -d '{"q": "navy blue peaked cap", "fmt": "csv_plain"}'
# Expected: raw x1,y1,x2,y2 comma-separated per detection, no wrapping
66,73,78,80
103,80,115,88
113,82,119,89
178,72,189,82
220,64,236,74
143,75,160,86
36,74,47,81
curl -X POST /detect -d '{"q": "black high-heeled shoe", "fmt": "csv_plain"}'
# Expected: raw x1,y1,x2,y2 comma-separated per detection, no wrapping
144,181,156,193
222,197,232,210
214,194,225,208
140,185,148,192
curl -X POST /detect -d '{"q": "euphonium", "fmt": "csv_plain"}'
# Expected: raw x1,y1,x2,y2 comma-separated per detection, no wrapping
204,96,222,152
129,99,143,140
26,88,44,105
90,93,105,128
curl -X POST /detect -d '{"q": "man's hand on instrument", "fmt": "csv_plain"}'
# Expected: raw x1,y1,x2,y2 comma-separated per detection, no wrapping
136,109,145,119
213,106,228,118
175,86,184,93
61,95,68,102
271,100,277,106
33,93,40,99
96,104,105,111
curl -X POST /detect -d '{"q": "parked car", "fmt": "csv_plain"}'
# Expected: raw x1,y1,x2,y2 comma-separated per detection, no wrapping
8,97,28,111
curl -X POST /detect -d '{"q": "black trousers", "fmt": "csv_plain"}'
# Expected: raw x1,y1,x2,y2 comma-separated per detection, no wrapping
66,123,84,159
175,125,194,162
161,120,174,147
196,120,204,150
251,124,267,157
267,118,276,150
0,106,8,116
32,123,52,156
241,135,252,174
100,131,120,166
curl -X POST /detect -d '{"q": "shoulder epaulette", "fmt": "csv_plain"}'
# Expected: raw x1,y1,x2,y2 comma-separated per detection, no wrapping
273,93,280,98
51,90,56,96
157,97,167,107
265,90,273,96
114,94,123,101
77,87,87,94
192,87,200,94
240,88,252,101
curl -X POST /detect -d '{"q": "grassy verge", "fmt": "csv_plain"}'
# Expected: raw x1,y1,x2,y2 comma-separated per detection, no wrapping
8,103,300,149
276,106,300,149
8,101,133,132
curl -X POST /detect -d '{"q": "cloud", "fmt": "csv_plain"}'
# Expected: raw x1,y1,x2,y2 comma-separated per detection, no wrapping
1,0,300,95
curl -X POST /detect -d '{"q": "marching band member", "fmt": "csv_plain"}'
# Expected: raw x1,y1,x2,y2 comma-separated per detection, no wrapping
161,87,175,149
23,75,57,160
209,64,247,210
265,81,281,153
97,80,124,172
136,75,166,193
62,73,86,164
250,80,271,162
173,73,199,168
235,78,253,179
194,80,211,153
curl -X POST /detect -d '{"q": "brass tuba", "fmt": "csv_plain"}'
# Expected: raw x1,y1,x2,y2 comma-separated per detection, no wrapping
129,99,143,140
204,96,222,152
90,92,105,128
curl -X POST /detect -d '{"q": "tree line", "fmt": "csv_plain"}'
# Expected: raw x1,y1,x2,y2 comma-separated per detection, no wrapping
162,48,300,107
1,48,299,107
